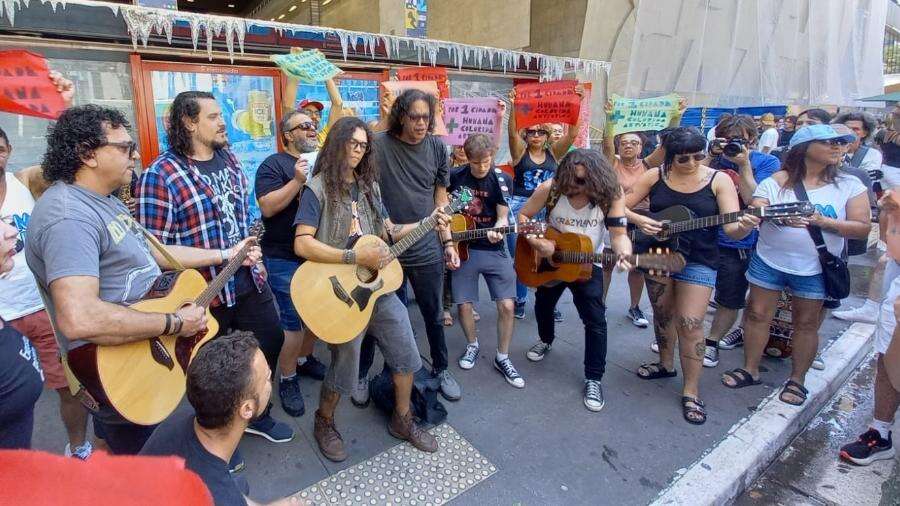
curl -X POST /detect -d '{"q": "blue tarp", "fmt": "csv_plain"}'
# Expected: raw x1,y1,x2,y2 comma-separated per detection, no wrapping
681,106,788,134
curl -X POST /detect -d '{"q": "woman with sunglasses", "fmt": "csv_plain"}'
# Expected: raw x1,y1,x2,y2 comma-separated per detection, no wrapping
722,125,870,406
506,87,584,319
626,127,759,425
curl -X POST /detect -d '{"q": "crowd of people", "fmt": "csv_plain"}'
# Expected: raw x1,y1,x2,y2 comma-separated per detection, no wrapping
1,60,899,505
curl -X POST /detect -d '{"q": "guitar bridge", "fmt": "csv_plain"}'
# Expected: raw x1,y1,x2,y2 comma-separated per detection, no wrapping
149,338,175,371
329,276,353,307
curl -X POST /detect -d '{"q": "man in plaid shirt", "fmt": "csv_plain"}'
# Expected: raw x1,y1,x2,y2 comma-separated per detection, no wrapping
136,91,294,446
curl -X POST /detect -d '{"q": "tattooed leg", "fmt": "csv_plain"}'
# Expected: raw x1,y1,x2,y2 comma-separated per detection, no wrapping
646,276,675,365
673,281,714,398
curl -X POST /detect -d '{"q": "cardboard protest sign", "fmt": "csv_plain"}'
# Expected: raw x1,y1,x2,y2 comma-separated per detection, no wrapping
382,80,447,135
271,49,342,83
608,93,680,136
441,98,501,146
0,50,67,120
513,80,581,130
397,66,450,99
496,163,514,178
574,82,592,148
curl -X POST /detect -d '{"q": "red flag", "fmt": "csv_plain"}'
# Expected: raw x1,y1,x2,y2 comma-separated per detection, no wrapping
0,50,67,120
514,80,581,130
397,66,450,100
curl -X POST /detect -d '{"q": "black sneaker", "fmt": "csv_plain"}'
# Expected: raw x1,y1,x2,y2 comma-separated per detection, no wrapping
493,357,525,388
840,429,895,466
583,380,605,412
554,309,564,322
515,302,526,320
278,375,305,417
245,413,294,443
718,327,744,350
296,355,326,381
628,307,649,328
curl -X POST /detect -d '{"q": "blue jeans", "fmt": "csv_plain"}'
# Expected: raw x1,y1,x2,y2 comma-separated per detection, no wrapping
264,256,302,331
505,195,532,304
672,262,717,288
745,253,826,300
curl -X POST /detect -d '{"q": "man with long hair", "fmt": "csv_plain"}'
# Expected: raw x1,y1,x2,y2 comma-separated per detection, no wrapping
136,91,293,445
517,149,634,412
294,116,445,461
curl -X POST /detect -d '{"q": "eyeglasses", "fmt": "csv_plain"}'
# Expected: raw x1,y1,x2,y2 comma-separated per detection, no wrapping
348,139,370,153
525,129,549,137
288,122,317,134
405,113,431,123
618,140,641,146
816,138,850,147
101,140,138,157
675,153,706,164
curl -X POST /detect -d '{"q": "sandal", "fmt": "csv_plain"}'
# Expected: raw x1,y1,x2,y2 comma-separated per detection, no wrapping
636,362,677,380
779,380,808,406
721,368,762,389
682,396,707,425
442,310,453,326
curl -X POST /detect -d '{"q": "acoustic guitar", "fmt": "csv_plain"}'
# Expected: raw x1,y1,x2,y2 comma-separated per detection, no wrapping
629,202,815,251
66,223,262,426
291,188,473,344
450,214,546,261
514,227,687,287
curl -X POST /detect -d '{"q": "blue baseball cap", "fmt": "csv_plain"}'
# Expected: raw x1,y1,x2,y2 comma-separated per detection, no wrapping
788,124,856,149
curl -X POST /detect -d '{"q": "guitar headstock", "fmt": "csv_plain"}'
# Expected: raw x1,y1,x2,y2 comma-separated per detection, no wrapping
519,219,547,238
640,248,687,277
447,187,475,213
763,201,816,218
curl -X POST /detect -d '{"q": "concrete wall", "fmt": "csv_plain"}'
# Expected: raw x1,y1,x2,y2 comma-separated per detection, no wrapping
427,0,531,48
528,0,587,57
320,0,383,33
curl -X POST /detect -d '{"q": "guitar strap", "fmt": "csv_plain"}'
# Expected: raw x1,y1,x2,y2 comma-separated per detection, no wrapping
134,221,187,271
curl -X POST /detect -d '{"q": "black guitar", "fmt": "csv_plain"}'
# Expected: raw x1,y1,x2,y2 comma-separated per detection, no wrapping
629,202,816,251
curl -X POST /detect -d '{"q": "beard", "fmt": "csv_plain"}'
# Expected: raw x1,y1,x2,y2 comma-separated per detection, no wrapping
292,137,318,154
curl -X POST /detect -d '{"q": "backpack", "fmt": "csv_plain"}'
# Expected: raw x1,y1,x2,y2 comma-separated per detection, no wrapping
369,364,448,425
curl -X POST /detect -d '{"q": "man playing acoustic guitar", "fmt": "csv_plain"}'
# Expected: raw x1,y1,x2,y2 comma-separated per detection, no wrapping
293,117,449,462
25,105,260,454
516,149,634,412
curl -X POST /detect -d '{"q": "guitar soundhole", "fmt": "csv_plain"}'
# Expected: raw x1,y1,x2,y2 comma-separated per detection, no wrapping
356,266,377,283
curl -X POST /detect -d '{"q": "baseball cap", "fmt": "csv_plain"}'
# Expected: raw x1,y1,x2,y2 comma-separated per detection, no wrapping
788,124,856,149
298,99,324,111
760,112,775,126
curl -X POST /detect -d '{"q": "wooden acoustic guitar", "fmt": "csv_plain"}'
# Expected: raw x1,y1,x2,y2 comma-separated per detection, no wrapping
291,188,474,345
450,214,546,261
66,223,262,426
514,227,687,287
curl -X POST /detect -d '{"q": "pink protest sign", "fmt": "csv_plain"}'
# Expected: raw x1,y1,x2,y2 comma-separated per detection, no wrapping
441,98,501,146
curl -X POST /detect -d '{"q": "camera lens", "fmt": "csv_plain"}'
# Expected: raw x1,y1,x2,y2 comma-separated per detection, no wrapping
723,142,742,157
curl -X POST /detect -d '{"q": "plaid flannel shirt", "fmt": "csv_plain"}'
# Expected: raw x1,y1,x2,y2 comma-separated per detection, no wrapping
135,148,262,307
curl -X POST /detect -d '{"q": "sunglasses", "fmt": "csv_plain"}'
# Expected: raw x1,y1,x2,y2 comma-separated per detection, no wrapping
618,140,641,146
675,153,706,164
101,140,138,157
405,113,431,123
525,129,549,137
816,138,850,147
574,177,587,186
348,139,370,153
288,122,316,134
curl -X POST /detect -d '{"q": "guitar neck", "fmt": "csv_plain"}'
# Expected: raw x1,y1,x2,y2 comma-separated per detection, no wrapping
195,243,254,307
667,207,762,234
389,204,454,258
452,223,517,242
552,250,622,265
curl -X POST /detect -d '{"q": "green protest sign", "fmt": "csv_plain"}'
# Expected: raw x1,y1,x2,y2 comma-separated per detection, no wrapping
271,49,342,83
608,93,680,135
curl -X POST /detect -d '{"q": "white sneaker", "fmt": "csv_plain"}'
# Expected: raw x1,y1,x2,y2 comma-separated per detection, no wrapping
811,354,825,371
526,341,551,362
459,344,479,370
65,441,93,460
832,304,878,324
651,341,659,353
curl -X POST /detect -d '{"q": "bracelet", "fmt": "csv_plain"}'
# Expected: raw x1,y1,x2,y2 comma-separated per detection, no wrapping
442,239,454,247
163,313,172,336
219,249,228,265
342,249,356,264
171,313,184,336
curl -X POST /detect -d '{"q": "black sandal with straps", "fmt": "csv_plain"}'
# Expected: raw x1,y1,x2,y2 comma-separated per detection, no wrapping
637,362,678,380
721,368,762,389
682,396,707,425
779,380,809,406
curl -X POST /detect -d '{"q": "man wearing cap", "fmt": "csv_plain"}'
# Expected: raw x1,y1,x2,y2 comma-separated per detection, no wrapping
757,113,779,154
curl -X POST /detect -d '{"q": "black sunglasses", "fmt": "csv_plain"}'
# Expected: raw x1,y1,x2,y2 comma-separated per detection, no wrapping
675,153,706,164
816,138,850,147
288,122,317,134
101,140,138,157
525,129,549,137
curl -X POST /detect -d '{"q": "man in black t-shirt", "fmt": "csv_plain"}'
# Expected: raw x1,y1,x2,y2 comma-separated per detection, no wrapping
255,110,326,419
448,134,523,389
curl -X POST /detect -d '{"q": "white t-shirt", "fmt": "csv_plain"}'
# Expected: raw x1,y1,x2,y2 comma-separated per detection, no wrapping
548,195,605,265
754,175,867,275
0,172,44,320
852,146,882,175
758,128,779,152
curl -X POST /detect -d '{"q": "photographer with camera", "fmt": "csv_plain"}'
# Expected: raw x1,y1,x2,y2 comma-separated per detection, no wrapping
701,114,781,367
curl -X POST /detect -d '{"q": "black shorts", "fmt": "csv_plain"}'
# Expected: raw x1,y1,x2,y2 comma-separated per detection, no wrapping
714,247,751,310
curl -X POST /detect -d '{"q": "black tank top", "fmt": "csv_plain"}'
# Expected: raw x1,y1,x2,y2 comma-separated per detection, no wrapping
648,170,720,269
513,149,557,197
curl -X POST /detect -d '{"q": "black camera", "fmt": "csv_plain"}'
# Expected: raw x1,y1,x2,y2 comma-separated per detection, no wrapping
710,138,747,157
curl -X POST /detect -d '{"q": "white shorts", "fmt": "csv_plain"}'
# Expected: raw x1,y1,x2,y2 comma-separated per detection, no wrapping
876,259,900,354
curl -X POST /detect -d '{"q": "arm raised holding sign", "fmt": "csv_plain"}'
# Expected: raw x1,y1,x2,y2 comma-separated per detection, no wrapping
549,84,584,161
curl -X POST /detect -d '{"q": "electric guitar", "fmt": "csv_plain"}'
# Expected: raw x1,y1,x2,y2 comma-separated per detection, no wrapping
450,214,546,261
291,188,474,345
629,202,816,251
66,223,263,426
514,227,687,287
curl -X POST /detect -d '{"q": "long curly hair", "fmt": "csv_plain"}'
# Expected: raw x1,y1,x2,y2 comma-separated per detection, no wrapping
42,105,130,184
166,91,216,157
551,149,621,213
313,116,378,201
387,89,437,137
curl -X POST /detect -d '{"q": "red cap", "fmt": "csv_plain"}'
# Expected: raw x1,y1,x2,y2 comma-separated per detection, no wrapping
298,99,324,111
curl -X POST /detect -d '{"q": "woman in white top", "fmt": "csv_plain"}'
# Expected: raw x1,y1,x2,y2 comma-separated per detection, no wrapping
722,124,871,406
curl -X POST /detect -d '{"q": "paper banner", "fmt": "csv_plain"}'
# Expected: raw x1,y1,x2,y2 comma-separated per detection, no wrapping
0,50,67,120
382,80,447,135
397,66,450,99
270,49,342,83
513,80,581,130
574,83,592,148
608,93,680,136
441,98,501,146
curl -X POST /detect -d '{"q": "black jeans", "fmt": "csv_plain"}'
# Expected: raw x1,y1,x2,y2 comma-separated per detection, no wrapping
360,261,448,377
211,285,285,371
535,265,608,381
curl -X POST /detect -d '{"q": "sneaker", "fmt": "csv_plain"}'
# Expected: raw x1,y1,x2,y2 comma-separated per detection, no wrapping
493,357,525,388
64,441,93,460
554,309,564,322
296,355,327,381
244,413,294,443
514,302,526,320
832,304,878,324
718,327,745,350
651,341,659,353
437,369,462,401
628,307,649,328
811,353,825,371
278,375,305,417
840,429,895,466
703,346,719,368
458,343,479,370
583,380,605,412
526,341,551,362
351,377,370,408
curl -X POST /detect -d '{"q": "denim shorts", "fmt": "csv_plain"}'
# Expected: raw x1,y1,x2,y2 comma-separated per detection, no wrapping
672,262,717,288
264,256,302,331
745,253,826,300
451,248,517,303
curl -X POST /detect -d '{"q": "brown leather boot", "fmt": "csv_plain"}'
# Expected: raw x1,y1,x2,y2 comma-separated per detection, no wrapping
314,410,348,462
388,409,438,453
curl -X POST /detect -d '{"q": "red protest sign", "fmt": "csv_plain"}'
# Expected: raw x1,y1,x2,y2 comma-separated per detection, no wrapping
397,66,450,100
0,50,66,120
514,80,581,130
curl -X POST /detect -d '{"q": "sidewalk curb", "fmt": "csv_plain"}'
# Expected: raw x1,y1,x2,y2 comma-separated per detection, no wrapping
650,322,875,506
